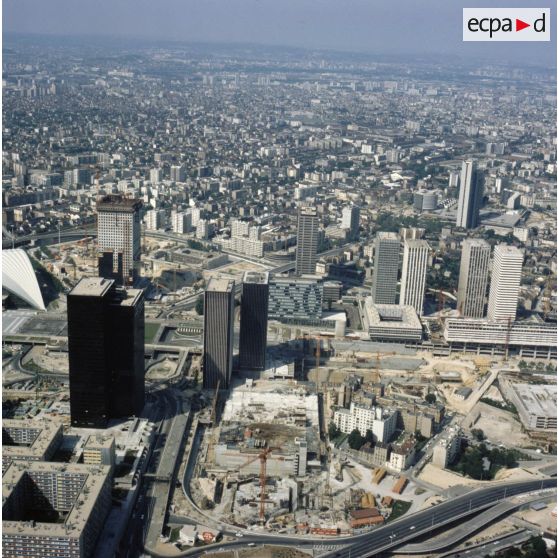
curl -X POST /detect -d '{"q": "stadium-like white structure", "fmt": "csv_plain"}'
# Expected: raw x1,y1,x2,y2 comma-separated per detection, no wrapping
2,249,46,311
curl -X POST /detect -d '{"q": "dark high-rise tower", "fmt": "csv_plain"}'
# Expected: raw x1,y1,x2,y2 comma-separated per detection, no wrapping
456,160,483,229
203,278,235,389
239,271,269,371
68,277,145,428
295,206,319,275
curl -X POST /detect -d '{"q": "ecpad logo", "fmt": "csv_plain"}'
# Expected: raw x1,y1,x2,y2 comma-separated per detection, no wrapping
463,8,550,41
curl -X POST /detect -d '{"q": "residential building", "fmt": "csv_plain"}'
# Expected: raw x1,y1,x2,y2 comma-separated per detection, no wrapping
341,205,360,240
333,402,397,443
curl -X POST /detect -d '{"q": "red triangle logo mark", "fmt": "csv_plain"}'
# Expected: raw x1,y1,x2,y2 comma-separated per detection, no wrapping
516,18,530,31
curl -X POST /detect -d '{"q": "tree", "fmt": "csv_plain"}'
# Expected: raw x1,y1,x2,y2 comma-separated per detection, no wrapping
425,393,436,404
471,429,486,442
348,429,364,450
195,295,204,315
328,422,340,440
364,429,375,446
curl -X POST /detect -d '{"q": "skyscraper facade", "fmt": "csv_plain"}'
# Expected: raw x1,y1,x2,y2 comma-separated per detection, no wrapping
97,195,142,285
487,244,523,322
400,240,430,316
341,205,360,240
295,206,319,275
371,232,400,305
457,238,491,318
239,271,269,371
456,160,483,229
68,277,145,428
203,278,235,389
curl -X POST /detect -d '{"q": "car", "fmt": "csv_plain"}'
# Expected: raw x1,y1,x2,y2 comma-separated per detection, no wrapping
409,526,416,530
248,543,256,547
235,532,243,537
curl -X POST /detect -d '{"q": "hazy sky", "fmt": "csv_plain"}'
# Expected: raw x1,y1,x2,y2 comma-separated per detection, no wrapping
3,0,556,65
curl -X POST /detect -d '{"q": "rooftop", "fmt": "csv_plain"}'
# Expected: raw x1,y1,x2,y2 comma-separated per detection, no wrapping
97,195,142,212
206,278,235,293
3,461,111,538
243,271,269,285
511,383,556,418
69,277,114,297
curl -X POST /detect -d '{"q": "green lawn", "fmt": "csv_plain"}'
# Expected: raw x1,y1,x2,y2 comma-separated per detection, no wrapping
144,322,160,343
387,500,412,522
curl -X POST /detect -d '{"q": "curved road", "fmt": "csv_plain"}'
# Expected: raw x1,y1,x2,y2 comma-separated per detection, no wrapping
145,478,556,558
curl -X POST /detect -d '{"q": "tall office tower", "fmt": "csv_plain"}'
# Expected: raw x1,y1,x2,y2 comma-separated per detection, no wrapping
239,272,269,371
400,240,430,316
341,205,360,240
295,206,319,275
456,160,483,229
371,232,400,305
68,277,145,428
487,244,523,322
97,195,142,286
457,239,491,318
203,279,235,389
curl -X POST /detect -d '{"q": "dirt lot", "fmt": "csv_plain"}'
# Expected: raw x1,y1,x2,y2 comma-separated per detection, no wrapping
471,402,532,447
207,546,311,558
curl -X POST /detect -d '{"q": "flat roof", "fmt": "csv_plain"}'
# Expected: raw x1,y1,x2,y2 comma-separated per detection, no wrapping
512,383,557,419
97,195,142,212
365,300,422,329
243,271,269,285
3,419,63,461
206,278,235,293
3,461,111,538
70,277,114,297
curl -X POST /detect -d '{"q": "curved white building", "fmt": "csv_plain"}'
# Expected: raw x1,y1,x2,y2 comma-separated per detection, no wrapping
2,249,46,310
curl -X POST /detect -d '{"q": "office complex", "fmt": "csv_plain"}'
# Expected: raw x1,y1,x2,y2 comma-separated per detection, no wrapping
341,205,360,240
203,278,235,389
295,206,319,275
96,195,142,285
487,244,523,322
2,461,112,558
456,160,483,229
364,300,423,343
371,232,400,305
399,240,430,316
68,277,145,428
268,276,323,321
239,271,269,371
457,238,491,318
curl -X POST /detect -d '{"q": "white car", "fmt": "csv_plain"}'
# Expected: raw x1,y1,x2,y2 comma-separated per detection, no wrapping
235,532,244,537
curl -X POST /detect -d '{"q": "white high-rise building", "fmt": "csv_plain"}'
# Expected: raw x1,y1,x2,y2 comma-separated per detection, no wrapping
295,206,319,275
400,240,430,316
171,210,192,234
188,206,201,228
333,403,397,443
371,232,400,305
150,168,163,184
487,244,523,322
457,239,491,318
96,195,142,285
170,165,186,183
341,205,360,240
456,160,483,229
144,209,164,231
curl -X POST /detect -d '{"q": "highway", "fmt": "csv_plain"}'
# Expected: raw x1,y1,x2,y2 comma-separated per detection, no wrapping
146,469,555,558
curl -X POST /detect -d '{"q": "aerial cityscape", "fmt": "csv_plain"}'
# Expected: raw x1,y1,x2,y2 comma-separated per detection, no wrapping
1,3,557,558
